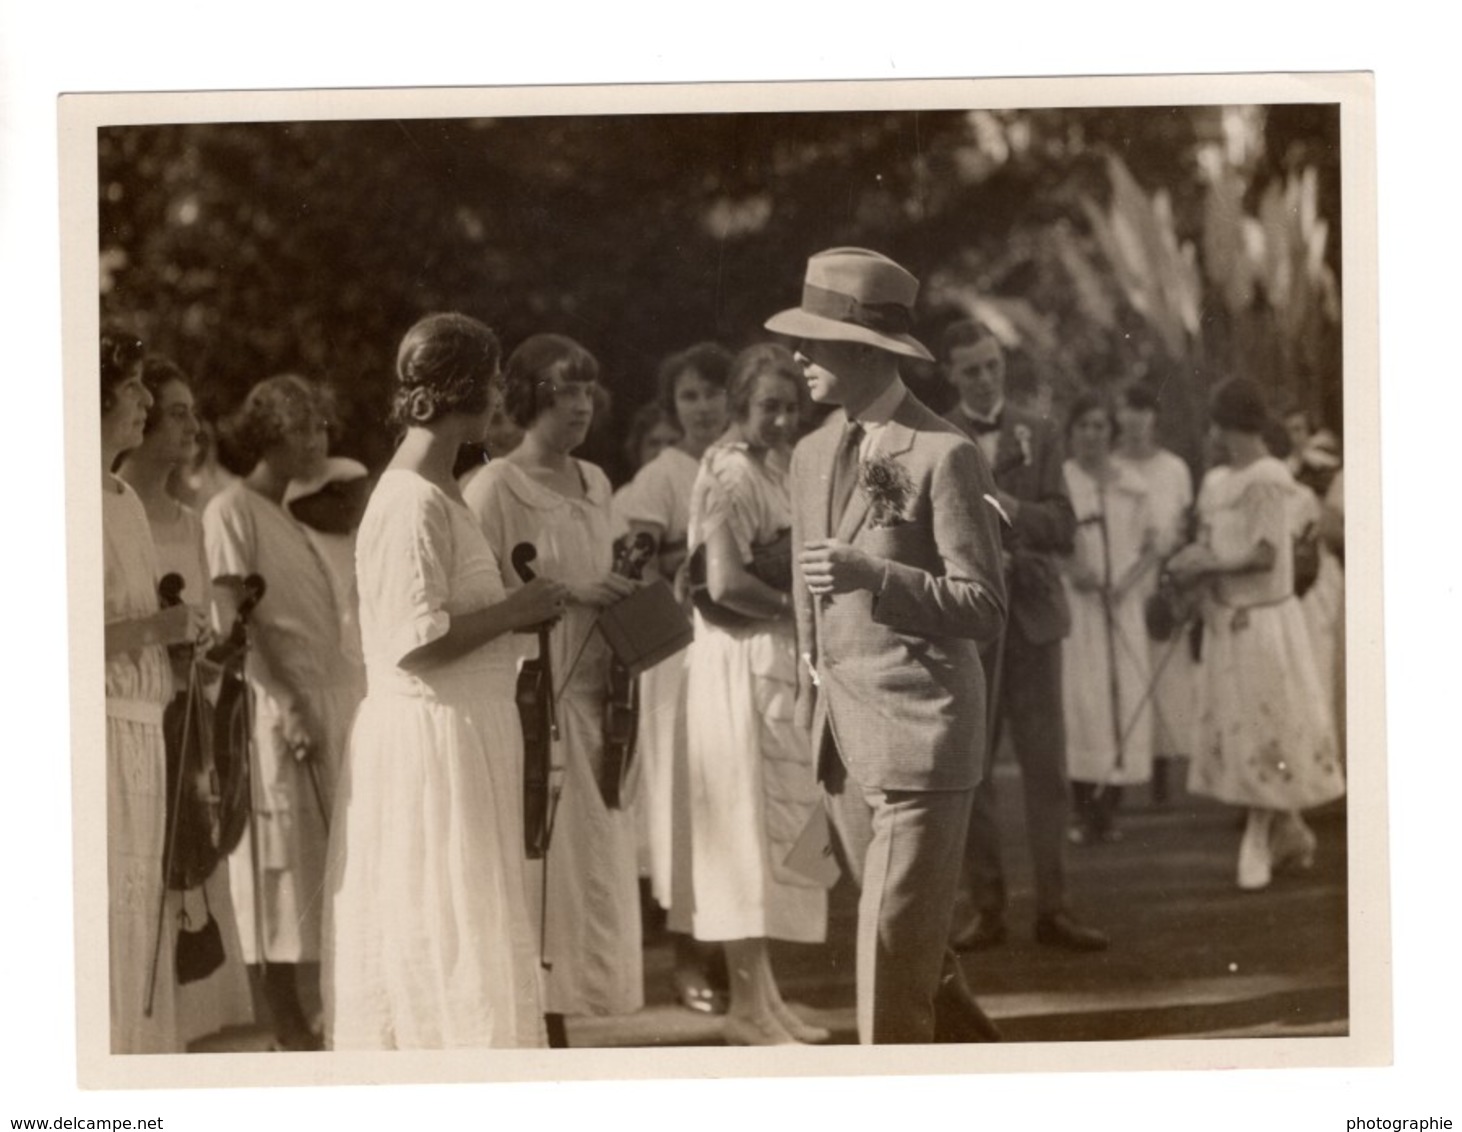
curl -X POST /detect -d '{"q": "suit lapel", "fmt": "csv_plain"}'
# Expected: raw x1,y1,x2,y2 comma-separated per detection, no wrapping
993,422,1022,483
805,411,843,543
835,397,917,543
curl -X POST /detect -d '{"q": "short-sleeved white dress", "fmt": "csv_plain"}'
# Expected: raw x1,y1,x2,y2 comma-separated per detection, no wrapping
620,446,700,915
1060,459,1156,787
464,459,644,1019
684,443,827,944
324,471,545,1049
147,502,255,1044
1115,447,1198,757
203,481,366,964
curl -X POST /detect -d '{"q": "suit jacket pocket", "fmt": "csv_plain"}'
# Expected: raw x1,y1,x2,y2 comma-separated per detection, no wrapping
860,522,932,569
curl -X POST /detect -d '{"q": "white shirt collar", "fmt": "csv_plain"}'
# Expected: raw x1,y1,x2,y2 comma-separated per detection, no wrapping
960,396,1005,426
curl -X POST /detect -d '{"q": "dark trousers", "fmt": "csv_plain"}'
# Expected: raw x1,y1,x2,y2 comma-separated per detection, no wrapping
963,630,1070,917
822,735,973,1044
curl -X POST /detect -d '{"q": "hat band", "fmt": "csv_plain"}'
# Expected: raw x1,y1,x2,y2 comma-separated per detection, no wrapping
801,283,913,336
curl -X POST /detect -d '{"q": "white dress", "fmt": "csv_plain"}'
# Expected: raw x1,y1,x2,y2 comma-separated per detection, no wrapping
1060,460,1156,787
1186,458,1346,810
464,459,644,1018
147,503,255,1043
620,445,699,915
103,478,180,1053
324,472,545,1049
1286,477,1345,740
1115,448,1198,757
203,482,366,963
684,443,827,944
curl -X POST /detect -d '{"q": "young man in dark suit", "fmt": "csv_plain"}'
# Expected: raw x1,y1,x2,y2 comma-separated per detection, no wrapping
769,249,1007,1043
940,319,1109,953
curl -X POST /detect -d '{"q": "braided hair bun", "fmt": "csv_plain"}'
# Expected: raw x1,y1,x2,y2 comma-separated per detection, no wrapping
391,313,501,429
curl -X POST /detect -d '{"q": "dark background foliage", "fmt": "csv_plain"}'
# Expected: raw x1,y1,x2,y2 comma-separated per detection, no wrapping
99,103,1341,484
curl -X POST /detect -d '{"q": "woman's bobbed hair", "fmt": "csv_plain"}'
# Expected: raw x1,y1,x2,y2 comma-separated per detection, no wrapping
622,401,680,470
655,342,733,420
100,329,145,412
139,355,191,434
1064,389,1120,443
502,334,600,430
219,373,325,470
1209,377,1270,436
391,312,501,430
725,342,808,426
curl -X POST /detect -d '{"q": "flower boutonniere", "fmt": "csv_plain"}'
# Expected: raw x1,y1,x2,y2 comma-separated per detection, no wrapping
858,452,914,528
1013,423,1033,468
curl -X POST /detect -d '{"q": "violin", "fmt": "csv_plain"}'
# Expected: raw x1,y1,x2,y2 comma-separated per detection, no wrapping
599,532,655,809
206,573,266,861
157,573,223,892
511,543,559,860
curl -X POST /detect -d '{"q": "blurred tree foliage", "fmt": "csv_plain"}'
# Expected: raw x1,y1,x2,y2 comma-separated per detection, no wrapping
99,102,1341,482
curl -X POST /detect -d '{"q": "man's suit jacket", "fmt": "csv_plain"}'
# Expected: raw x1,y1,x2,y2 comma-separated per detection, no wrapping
943,404,1074,647
791,391,1007,793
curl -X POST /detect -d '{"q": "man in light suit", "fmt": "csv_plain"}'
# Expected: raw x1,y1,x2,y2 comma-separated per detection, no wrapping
941,319,1109,953
768,248,1007,1044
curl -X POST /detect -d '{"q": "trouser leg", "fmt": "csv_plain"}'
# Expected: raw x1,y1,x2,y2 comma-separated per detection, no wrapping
1004,634,1070,916
824,738,973,1045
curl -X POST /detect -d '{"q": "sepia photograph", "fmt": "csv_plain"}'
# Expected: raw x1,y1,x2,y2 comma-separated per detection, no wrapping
55,73,1386,1093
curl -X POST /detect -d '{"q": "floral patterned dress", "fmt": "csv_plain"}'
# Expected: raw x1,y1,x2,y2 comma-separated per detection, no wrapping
1186,457,1345,810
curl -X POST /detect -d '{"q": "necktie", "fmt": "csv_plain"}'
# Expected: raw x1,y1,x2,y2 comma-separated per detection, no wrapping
829,421,865,528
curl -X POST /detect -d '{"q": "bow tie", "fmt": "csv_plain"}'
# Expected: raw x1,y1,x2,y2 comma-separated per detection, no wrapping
964,411,1003,436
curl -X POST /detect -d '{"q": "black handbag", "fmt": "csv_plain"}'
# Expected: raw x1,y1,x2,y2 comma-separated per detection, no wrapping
175,886,226,985
688,528,792,630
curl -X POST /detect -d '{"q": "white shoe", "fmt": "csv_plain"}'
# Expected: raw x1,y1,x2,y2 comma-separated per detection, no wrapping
1237,813,1273,890
724,1013,799,1046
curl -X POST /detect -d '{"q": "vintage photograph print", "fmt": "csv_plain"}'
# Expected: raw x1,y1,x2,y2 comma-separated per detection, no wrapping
59,73,1385,1089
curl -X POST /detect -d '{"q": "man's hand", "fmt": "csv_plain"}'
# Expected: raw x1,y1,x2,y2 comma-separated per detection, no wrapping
799,539,883,597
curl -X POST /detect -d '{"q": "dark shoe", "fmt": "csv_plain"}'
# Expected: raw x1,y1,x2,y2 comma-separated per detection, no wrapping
932,968,1003,1043
1034,911,1109,952
950,909,1008,952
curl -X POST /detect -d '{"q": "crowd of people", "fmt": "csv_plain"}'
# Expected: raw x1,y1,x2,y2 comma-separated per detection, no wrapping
97,245,1346,1055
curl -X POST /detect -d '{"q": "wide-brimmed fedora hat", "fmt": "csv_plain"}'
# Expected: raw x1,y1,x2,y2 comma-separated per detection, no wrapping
765,247,934,362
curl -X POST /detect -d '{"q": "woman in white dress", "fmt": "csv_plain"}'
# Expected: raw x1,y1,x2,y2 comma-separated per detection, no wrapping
1113,381,1197,803
621,343,731,1013
324,313,564,1049
116,356,255,1046
100,330,210,1052
1058,393,1159,844
1168,379,1345,890
684,344,829,1046
203,374,366,1049
609,402,681,535
464,334,642,1048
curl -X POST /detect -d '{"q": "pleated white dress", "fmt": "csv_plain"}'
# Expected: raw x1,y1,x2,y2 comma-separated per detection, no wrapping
103,477,181,1053
324,471,545,1049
